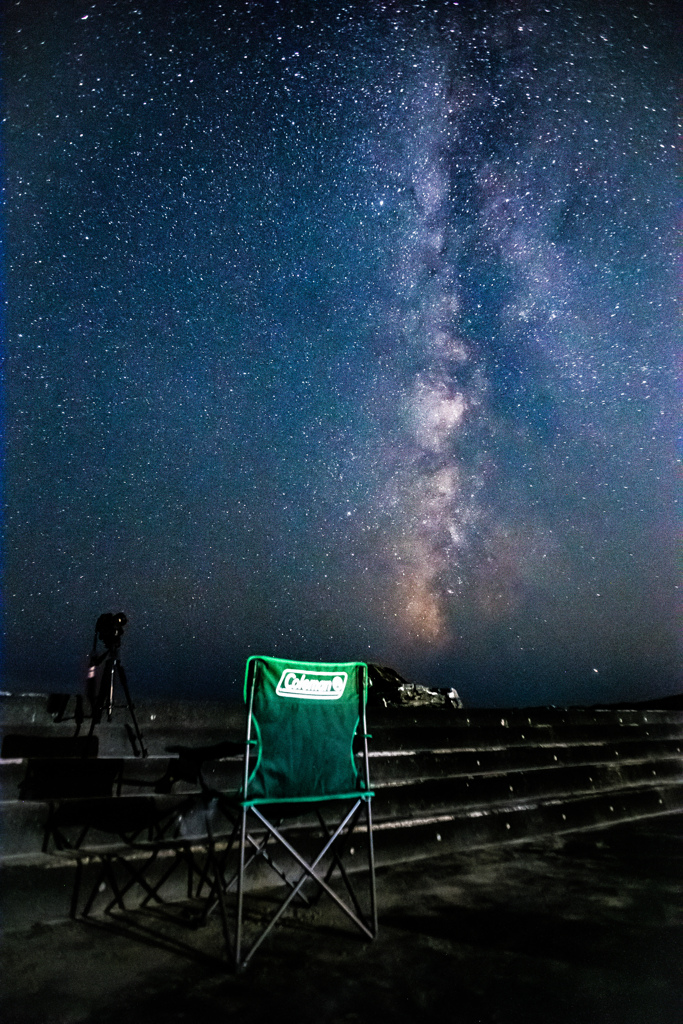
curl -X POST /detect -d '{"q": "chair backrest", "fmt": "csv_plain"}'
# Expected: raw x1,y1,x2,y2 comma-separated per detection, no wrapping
1,734,99,759
19,757,123,800
45,794,165,852
243,656,369,802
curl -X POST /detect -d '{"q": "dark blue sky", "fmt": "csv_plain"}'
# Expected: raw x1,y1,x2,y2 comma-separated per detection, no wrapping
4,0,679,706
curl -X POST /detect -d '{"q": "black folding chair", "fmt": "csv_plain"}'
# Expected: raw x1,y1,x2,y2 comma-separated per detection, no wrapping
1,733,98,760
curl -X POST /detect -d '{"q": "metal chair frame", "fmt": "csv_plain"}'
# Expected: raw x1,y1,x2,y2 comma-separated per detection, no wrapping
211,656,378,970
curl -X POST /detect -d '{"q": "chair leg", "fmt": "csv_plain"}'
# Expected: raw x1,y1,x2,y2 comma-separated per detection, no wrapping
237,802,373,970
81,859,109,917
316,801,376,936
194,826,239,921
235,804,248,969
100,858,130,915
103,857,140,915
223,827,311,907
365,799,378,938
201,815,232,960
83,850,164,917
314,807,365,921
69,859,83,919
138,849,182,908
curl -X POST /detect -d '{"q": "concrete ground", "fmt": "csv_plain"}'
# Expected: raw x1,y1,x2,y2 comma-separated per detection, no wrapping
1,816,681,1024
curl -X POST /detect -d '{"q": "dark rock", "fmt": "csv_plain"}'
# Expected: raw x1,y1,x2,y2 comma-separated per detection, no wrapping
367,664,463,709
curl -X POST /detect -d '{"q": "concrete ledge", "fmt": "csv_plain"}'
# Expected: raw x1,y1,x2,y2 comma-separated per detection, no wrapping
3,785,683,934
2,694,682,933
3,740,682,799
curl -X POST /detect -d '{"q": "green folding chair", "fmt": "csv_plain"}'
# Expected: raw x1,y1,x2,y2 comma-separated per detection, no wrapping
218,655,378,970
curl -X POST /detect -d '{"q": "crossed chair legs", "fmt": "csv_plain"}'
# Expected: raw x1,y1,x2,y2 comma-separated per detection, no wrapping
192,795,378,970
66,794,377,972
65,795,206,921
72,843,196,919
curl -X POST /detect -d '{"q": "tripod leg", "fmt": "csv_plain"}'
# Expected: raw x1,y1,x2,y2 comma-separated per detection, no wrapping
87,682,103,738
106,660,116,721
116,663,148,758
74,694,84,737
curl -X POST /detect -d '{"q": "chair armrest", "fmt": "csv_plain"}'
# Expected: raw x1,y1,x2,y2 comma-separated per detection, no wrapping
166,740,243,761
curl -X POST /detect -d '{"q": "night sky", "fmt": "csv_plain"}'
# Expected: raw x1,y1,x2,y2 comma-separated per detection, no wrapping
4,0,679,706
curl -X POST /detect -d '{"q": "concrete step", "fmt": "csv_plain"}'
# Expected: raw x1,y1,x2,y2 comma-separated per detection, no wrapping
4,695,682,748
0,794,191,856
3,692,682,933
3,738,682,798
373,705,683,728
2,787,682,934
4,692,682,730
370,783,683,860
3,758,682,858
368,738,683,783
0,694,245,731
371,759,683,821
4,716,682,761
369,721,683,752
0,723,243,759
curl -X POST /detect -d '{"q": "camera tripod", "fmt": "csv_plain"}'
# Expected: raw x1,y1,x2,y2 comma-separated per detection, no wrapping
87,614,148,758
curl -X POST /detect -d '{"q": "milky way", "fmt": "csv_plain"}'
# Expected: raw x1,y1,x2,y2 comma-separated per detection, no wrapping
4,0,679,705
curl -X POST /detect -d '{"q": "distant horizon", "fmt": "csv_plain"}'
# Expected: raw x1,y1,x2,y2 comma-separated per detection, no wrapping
2,677,681,711
2,647,680,711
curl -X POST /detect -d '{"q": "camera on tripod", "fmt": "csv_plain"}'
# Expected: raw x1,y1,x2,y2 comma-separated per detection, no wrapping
95,612,127,652
86,610,147,757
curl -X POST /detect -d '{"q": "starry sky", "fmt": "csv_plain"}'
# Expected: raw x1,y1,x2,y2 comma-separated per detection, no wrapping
4,0,680,706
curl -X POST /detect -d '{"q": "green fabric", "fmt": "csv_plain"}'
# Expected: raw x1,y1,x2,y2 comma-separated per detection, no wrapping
240,792,373,808
244,656,369,802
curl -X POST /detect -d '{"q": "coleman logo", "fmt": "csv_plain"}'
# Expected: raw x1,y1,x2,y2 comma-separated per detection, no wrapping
276,669,348,700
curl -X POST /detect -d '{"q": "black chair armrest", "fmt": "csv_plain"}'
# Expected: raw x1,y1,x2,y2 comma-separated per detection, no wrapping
166,740,243,761
154,740,243,793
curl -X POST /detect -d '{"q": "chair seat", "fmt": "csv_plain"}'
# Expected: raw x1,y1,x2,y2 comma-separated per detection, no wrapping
238,789,373,809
